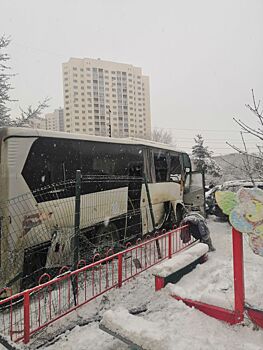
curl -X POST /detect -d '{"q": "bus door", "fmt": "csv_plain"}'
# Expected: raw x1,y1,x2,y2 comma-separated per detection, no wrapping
183,171,205,216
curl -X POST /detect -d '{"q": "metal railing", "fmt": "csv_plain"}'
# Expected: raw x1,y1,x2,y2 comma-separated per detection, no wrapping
0,225,195,344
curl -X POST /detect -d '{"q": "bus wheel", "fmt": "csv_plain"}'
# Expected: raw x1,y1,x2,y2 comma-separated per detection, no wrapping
176,205,184,226
162,202,176,230
96,222,120,254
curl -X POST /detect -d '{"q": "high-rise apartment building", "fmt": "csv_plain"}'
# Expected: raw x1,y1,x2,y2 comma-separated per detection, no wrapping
28,116,46,130
62,58,151,139
45,108,64,131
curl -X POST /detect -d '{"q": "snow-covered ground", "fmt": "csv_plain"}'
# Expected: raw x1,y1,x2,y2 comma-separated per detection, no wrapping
37,218,263,349
20,218,263,349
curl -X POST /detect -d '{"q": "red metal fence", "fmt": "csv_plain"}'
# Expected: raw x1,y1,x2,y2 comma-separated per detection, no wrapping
0,225,194,344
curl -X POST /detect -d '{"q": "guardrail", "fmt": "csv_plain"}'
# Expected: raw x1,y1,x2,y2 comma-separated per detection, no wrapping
0,225,195,344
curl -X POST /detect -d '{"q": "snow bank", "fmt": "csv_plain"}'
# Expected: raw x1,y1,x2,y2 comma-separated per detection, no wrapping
152,243,208,277
101,308,169,350
42,219,263,350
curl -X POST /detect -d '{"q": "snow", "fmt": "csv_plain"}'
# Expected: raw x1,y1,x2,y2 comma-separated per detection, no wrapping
152,243,208,277
33,218,263,350
222,180,263,191
101,308,169,350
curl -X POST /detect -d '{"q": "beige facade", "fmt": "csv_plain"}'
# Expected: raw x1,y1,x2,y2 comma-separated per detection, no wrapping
45,108,64,131
28,116,46,130
62,58,151,139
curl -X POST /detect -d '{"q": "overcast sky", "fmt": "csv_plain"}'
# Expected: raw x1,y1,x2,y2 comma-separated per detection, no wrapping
1,0,263,155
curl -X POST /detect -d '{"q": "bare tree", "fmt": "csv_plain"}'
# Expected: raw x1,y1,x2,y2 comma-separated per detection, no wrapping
0,35,50,128
13,97,50,127
152,128,174,145
227,89,263,182
0,35,15,126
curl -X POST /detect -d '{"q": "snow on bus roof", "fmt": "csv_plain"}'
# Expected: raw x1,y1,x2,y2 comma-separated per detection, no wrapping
1,127,186,154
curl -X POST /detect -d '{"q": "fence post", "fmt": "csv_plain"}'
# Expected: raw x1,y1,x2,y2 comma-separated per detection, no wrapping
143,174,162,259
72,170,81,306
118,253,123,288
74,170,81,268
23,291,30,344
232,227,244,323
168,231,172,259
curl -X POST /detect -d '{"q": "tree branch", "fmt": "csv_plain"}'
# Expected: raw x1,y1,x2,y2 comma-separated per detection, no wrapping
13,97,50,127
233,117,263,141
240,132,255,186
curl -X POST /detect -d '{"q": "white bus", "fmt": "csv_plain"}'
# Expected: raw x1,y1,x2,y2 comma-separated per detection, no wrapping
0,127,204,292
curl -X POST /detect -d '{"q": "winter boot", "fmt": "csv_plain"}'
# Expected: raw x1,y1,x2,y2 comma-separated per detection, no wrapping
202,237,216,252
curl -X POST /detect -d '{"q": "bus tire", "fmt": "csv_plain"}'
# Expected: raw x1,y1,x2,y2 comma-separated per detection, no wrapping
176,205,184,226
163,202,176,230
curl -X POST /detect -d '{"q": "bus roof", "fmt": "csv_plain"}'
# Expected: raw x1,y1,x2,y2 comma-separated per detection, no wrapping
0,127,187,154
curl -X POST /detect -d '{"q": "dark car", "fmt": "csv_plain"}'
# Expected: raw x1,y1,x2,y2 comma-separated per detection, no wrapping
206,180,263,220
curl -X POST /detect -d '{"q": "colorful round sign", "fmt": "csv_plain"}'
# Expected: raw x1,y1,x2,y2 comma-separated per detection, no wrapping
215,187,263,257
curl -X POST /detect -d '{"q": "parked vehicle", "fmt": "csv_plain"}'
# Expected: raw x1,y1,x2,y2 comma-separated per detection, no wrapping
0,127,204,292
206,180,263,220
205,185,221,216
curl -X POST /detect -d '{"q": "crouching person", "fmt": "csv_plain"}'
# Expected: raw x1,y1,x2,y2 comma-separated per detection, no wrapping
180,211,216,251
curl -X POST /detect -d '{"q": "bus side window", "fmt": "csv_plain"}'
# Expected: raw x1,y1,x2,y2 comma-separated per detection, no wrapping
154,152,168,183
170,155,181,182
128,163,142,177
